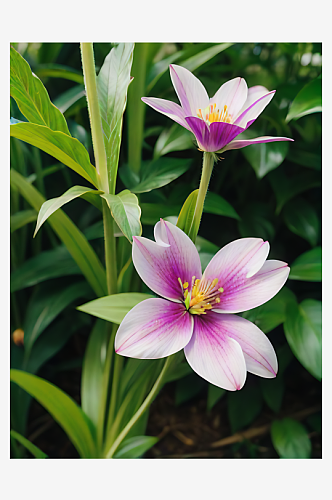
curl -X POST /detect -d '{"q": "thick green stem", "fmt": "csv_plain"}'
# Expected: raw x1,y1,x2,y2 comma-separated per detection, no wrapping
80,43,109,193
188,152,215,242
105,355,173,458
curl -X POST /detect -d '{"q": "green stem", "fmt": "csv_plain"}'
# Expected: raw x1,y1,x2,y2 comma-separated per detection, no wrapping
105,353,124,437
102,199,117,295
105,355,173,458
80,43,109,193
188,151,215,242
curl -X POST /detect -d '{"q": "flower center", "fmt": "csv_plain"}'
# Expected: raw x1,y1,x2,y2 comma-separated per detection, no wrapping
178,277,224,315
196,103,232,125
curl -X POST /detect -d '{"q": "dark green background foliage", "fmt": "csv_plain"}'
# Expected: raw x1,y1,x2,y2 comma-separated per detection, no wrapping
10,42,321,459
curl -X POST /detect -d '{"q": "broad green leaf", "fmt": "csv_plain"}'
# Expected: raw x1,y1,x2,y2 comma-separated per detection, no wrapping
10,46,70,134
97,43,134,195
284,299,322,380
141,203,181,226
289,247,322,282
242,287,297,334
260,375,284,413
195,235,219,254
81,320,109,428
242,138,289,178
175,373,205,406
271,418,311,458
10,430,48,458
10,170,107,297
34,63,84,84
283,198,319,247
286,77,322,122
204,191,240,220
113,436,159,458
102,190,142,242
10,246,81,292
34,186,102,237
153,123,194,158
77,293,153,324
53,84,85,113
268,167,321,214
177,189,198,235
207,384,225,411
132,158,192,193
181,43,234,73
228,385,263,433
10,209,37,233
10,370,96,458
23,281,91,356
10,122,98,187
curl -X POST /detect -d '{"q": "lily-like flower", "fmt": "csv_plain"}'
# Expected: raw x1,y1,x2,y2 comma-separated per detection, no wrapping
142,65,293,153
115,220,290,390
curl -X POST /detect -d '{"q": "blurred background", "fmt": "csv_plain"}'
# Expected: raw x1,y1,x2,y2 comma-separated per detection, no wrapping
10,42,322,458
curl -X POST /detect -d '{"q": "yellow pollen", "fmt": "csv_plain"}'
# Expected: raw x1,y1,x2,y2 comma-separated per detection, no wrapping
184,290,188,298
218,287,224,293
215,297,220,303
212,278,219,288
197,103,232,124
183,282,188,289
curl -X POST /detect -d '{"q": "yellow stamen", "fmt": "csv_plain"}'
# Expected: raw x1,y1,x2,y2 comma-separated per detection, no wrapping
183,282,188,289
218,287,224,293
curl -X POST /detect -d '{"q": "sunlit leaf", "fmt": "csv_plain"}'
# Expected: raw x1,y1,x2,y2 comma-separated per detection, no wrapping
286,77,322,122
289,247,322,282
77,293,153,324
10,370,96,458
153,123,194,158
284,299,322,380
102,190,141,242
113,436,159,458
271,418,311,458
34,63,84,84
177,189,198,235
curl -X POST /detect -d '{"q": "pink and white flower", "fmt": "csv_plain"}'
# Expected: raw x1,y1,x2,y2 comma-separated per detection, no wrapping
142,65,293,153
115,220,290,391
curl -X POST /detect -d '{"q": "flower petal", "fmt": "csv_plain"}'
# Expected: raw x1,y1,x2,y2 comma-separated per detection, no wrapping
211,314,278,378
210,77,248,121
133,220,202,301
115,298,193,359
141,97,191,130
208,121,245,151
170,64,209,116
234,85,269,121
234,90,276,128
184,313,247,391
213,259,290,313
185,116,210,150
222,135,294,152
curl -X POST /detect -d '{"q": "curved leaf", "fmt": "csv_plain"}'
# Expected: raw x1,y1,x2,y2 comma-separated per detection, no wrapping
289,247,322,282
34,186,102,237
204,191,240,220
284,299,322,380
153,124,194,158
132,158,192,193
10,209,37,233
242,138,289,178
10,430,48,458
283,198,319,247
77,293,153,324
102,190,142,242
10,122,98,187
10,46,70,134
10,370,96,458
286,77,322,122
177,189,198,234
113,436,159,458
271,418,311,458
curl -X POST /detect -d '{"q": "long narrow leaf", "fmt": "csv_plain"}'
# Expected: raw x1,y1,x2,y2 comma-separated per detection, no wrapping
10,430,48,458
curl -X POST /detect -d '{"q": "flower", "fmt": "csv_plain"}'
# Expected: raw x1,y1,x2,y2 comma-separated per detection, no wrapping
115,220,290,391
142,65,293,153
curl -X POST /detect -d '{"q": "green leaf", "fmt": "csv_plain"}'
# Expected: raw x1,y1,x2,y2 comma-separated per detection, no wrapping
102,190,142,242
284,299,322,380
207,384,225,411
242,138,289,178
10,209,37,233
10,46,70,134
113,435,158,458
271,418,311,458
238,202,275,241
10,170,107,297
81,320,109,428
34,186,102,237
286,77,322,122
10,430,48,458
34,63,84,84
181,43,234,73
153,123,194,158
283,198,319,247
177,189,198,235
228,385,263,433
287,147,321,170
289,247,322,282
10,370,96,458
10,246,81,292
132,158,192,193
53,84,85,113
175,373,205,406
204,191,240,220
10,122,98,187
195,235,219,254
260,375,284,413
242,287,297,334
97,43,134,194
23,281,91,355
77,293,153,324
141,203,181,226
